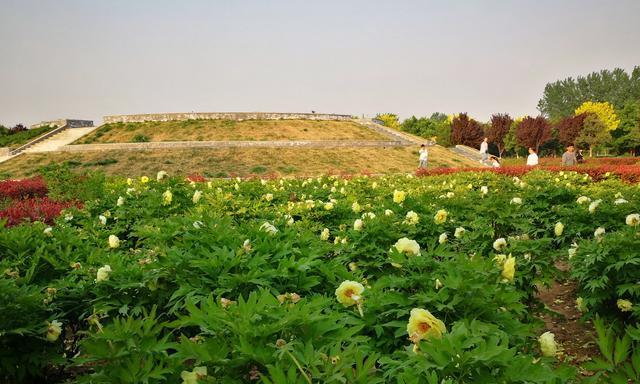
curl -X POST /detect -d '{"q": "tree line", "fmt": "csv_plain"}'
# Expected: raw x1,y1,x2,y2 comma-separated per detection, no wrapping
376,66,640,157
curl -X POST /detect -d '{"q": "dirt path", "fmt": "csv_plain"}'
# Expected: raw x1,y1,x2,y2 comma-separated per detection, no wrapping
535,264,600,376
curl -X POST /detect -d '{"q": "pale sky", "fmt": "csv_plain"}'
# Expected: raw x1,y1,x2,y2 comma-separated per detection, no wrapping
1,0,639,127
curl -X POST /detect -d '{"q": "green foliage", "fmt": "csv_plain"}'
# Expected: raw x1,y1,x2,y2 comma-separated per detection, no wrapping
612,100,640,155
538,66,640,121
0,125,56,148
583,317,640,383
576,114,612,156
38,163,106,201
133,134,151,143
400,113,452,146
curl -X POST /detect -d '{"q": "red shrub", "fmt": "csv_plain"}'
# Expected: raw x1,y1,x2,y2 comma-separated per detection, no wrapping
186,173,206,183
0,197,81,227
0,177,48,200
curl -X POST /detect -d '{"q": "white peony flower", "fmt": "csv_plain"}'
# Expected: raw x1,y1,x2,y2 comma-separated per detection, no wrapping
576,196,591,205
320,228,330,241
362,212,376,220
614,198,628,205
192,221,203,229
480,186,488,195
96,265,112,282
438,233,448,244
260,222,278,235
192,190,203,204
435,278,443,290
353,219,364,231
162,190,173,205
594,227,606,239
493,238,507,251
117,196,125,206
384,209,394,216
454,227,466,238
44,227,53,237
324,202,334,210
588,199,602,213
626,213,640,227
510,197,522,205
98,215,107,226
156,170,168,181
352,201,361,213
46,320,63,342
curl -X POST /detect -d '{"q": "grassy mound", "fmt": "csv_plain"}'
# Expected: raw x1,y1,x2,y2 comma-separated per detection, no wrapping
75,119,387,144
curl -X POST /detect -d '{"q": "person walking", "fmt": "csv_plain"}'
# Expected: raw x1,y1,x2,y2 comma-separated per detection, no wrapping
576,149,585,164
418,144,428,168
479,138,489,164
562,145,577,166
526,147,539,166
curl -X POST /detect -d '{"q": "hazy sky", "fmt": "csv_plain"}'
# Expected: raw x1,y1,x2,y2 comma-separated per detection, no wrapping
1,0,639,127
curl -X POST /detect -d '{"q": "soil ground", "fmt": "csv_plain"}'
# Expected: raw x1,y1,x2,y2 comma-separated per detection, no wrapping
535,262,600,377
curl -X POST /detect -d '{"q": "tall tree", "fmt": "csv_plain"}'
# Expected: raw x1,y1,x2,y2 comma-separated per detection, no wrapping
556,113,588,146
450,113,484,148
486,113,513,157
515,116,552,153
613,100,640,155
374,113,400,129
576,114,611,157
574,101,620,131
537,66,640,120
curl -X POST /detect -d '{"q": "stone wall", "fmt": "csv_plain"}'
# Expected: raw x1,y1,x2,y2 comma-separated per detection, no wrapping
31,119,93,129
103,112,353,124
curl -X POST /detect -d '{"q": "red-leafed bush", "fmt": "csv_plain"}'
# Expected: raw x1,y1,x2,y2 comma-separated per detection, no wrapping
0,177,48,200
0,197,81,227
186,173,206,183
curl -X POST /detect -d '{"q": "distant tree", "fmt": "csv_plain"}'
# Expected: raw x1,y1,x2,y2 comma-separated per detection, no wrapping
515,116,552,153
538,66,640,120
556,113,588,146
434,121,452,147
9,124,27,134
429,112,448,122
576,114,611,157
451,113,484,148
504,121,524,158
0,124,9,136
574,101,620,131
486,113,513,157
613,100,640,155
374,113,400,129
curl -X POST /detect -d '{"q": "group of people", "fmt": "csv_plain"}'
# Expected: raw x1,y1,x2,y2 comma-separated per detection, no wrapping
416,138,586,169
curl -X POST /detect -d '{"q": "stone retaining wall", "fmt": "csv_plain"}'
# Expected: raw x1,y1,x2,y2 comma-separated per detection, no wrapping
31,119,94,129
61,140,406,152
103,112,353,124
0,147,9,156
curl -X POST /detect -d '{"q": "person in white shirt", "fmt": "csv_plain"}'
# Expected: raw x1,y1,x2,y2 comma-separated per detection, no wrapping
479,138,489,164
418,144,428,168
526,147,539,166
489,155,501,168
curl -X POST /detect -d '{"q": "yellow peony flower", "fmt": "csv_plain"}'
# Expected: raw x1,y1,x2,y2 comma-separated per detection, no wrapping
264,193,273,202
352,201,361,213
538,331,557,357
140,176,149,183
407,308,446,343
162,190,173,205
404,211,419,225
393,190,406,204
180,366,207,384
434,209,448,224
335,280,364,307
617,299,633,312
324,202,334,210
576,297,587,312
320,228,330,241
394,237,420,256
501,255,516,282
108,235,120,249
46,320,62,342
554,222,564,237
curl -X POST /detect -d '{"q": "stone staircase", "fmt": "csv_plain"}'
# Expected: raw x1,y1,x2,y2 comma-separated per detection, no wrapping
23,127,97,153
450,145,486,164
355,118,432,145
